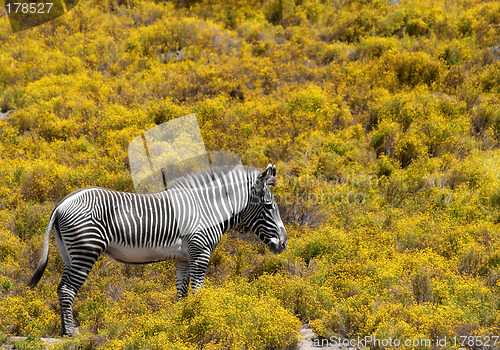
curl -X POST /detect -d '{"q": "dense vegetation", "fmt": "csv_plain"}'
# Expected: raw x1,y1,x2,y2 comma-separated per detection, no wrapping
0,0,499,348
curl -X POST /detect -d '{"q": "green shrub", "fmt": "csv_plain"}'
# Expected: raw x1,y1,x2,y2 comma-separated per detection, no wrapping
356,36,397,60
370,121,400,157
13,336,45,350
406,18,429,37
439,39,473,66
390,51,443,88
14,202,53,241
147,99,186,125
0,228,22,262
471,96,500,136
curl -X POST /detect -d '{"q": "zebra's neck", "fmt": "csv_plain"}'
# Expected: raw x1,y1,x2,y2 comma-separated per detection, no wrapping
167,166,259,233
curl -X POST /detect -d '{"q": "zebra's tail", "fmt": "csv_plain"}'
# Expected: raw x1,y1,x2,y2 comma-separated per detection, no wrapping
28,208,58,289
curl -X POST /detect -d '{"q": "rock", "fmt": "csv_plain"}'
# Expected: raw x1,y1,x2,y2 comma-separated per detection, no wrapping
0,110,14,121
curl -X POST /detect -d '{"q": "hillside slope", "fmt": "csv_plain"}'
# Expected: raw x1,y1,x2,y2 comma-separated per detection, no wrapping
0,0,499,348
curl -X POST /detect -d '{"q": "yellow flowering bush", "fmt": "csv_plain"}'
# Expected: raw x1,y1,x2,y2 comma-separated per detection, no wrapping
0,290,58,337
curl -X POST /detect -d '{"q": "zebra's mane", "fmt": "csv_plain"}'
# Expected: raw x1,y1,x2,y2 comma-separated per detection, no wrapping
167,165,259,190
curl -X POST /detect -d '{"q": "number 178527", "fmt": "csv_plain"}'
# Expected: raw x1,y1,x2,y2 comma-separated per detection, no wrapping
5,2,53,14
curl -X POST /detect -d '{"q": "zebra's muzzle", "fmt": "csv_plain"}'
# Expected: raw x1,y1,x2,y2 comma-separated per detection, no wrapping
268,235,287,254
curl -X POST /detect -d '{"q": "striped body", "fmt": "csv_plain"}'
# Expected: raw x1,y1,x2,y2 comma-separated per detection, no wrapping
56,188,185,265
28,165,287,336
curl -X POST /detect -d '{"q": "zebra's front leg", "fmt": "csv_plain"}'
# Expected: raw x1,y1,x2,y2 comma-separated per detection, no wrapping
189,251,211,292
175,259,190,299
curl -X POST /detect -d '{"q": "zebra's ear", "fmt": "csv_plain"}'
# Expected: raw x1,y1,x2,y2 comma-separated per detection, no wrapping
267,164,276,186
256,164,276,191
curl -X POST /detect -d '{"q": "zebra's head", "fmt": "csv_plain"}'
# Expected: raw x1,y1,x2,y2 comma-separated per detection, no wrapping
242,164,288,254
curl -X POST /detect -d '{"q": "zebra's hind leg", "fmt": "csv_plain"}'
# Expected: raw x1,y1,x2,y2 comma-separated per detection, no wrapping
175,259,190,299
57,267,92,336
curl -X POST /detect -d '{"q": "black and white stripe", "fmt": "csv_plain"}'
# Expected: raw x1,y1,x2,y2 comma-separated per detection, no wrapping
28,164,287,336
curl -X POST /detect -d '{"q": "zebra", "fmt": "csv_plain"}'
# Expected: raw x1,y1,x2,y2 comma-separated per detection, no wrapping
28,164,288,336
